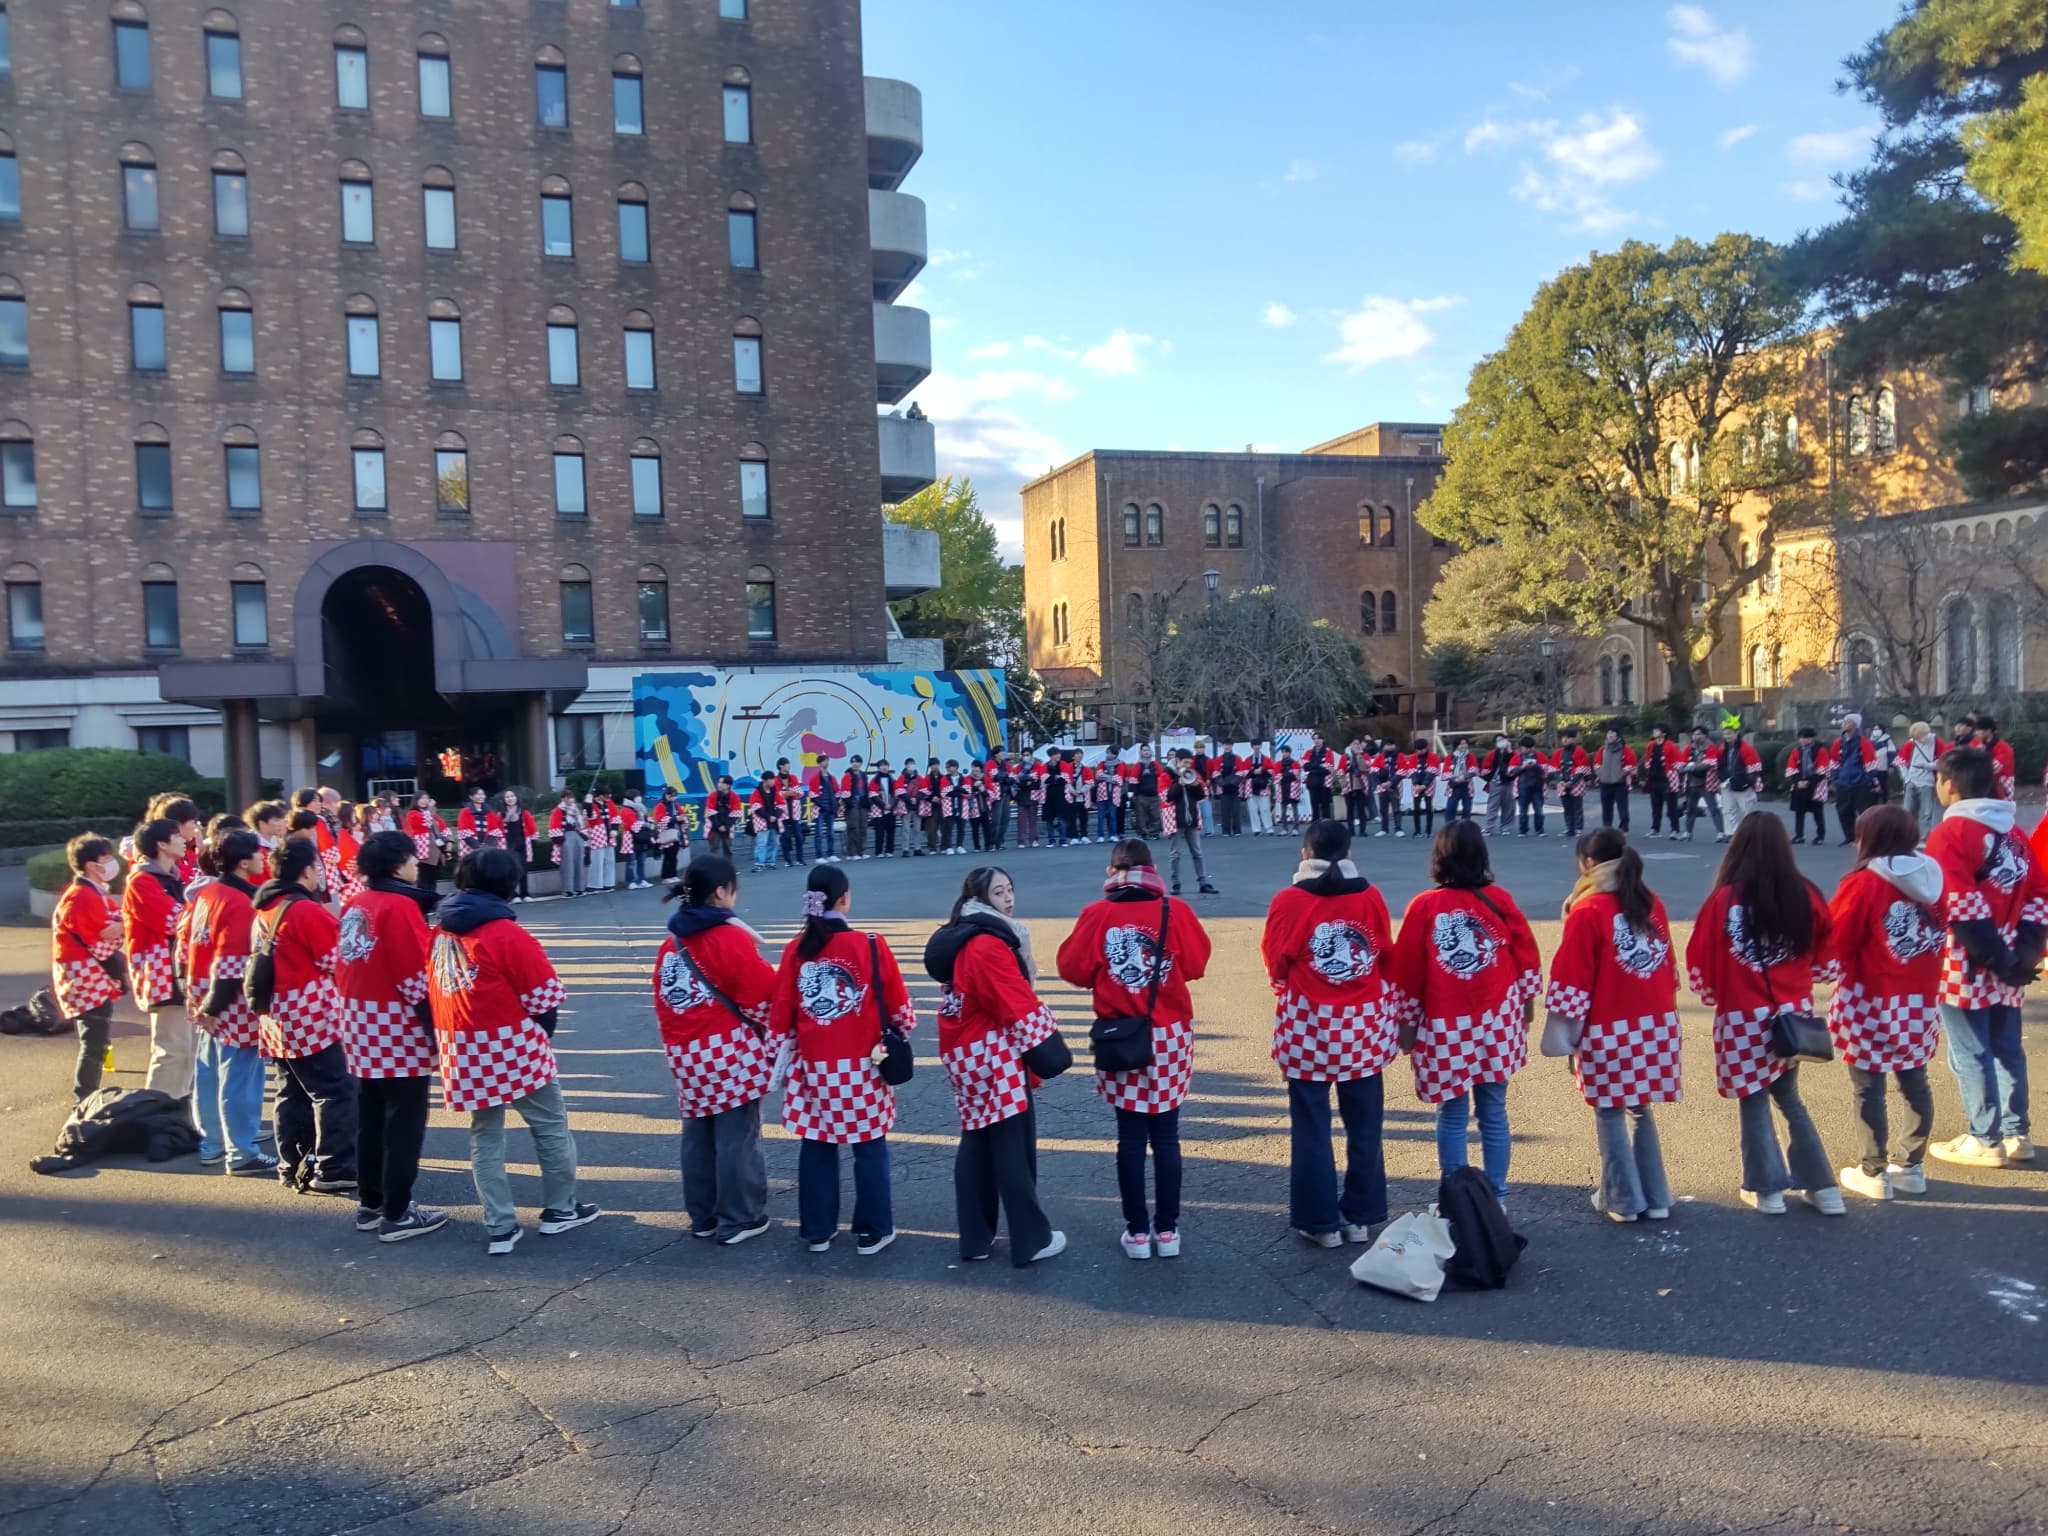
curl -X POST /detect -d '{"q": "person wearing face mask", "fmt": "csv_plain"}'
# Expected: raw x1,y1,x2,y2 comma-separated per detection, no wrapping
51,834,129,1102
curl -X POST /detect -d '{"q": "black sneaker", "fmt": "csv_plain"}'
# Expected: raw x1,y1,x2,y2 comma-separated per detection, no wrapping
487,1226,524,1257
538,1201,601,1235
378,1204,449,1243
1171,882,1182,895
1198,882,1220,895
354,1205,382,1232
308,1174,359,1196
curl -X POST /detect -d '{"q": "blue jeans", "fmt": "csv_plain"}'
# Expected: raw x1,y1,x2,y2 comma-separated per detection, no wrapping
194,1032,267,1161
798,1136,892,1244
1199,798,1215,833
624,844,647,885
1287,1074,1387,1233
814,815,837,859
1436,1079,1511,1198
752,827,776,868
1941,1003,2030,1142
1095,802,1116,840
780,824,805,866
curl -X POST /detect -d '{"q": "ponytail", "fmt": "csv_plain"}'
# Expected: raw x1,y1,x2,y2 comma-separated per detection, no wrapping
667,854,736,906
1573,827,1654,934
796,863,850,958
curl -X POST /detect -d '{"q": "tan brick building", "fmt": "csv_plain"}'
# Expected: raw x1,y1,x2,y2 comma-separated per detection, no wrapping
1022,426,1451,740
0,0,937,802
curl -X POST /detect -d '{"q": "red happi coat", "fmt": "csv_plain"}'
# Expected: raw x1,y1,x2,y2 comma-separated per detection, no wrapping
429,915,566,1112
1683,882,1833,1098
458,806,506,855
1640,740,1681,794
1056,889,1212,1113
252,890,344,1060
654,918,779,1118
1544,891,1682,1107
937,931,1058,1131
405,809,443,866
177,877,262,1049
51,878,123,1017
1260,878,1398,1082
335,886,436,1079
1985,738,2017,800
121,865,185,1010
748,782,781,834
769,926,916,1144
1930,803,2048,1009
1824,864,1944,1073
704,790,744,834
1387,885,1542,1104
1555,746,1591,799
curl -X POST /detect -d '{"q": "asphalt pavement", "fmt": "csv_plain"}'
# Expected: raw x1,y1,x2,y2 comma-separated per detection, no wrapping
1,811,2043,1536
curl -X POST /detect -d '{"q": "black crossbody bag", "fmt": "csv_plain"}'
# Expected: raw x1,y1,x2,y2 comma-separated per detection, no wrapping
1090,896,1169,1075
1760,953,1833,1064
869,934,914,1086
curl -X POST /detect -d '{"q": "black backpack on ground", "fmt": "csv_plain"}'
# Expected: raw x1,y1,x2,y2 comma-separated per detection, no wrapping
1438,1166,1526,1289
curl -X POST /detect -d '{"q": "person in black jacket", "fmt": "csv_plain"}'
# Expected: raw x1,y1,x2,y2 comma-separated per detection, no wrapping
1166,754,1220,897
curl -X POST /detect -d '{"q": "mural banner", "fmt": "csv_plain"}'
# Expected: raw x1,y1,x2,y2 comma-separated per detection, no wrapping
634,668,1007,796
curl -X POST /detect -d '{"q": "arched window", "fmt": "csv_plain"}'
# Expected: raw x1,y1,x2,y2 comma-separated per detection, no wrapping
637,562,669,644
633,437,664,519
1057,518,1066,560
133,421,172,513
1380,505,1397,548
1598,656,1615,707
339,159,374,244
1986,593,2019,690
620,182,651,263
1202,504,1220,547
733,316,763,394
540,174,573,257
5,561,43,651
1848,394,1870,457
535,45,568,130
120,141,158,230
1943,598,1977,692
417,32,451,118
1048,523,1058,563
333,24,368,110
1358,504,1372,548
1873,386,1897,454
1124,592,1143,634
612,53,644,136
427,296,462,382
1225,504,1243,547
113,4,152,91
726,190,756,269
344,292,379,377
745,564,775,640
559,563,594,644
435,430,468,515
351,427,386,512
1618,654,1635,704
552,433,585,517
1845,635,1880,700
211,148,248,237
1380,590,1397,633
1121,503,1140,546
204,12,241,100
623,308,656,390
223,423,259,512
546,302,579,385
723,66,752,143
422,165,457,250
1768,642,1783,687
230,561,266,648
1749,643,1766,687
1143,503,1162,545
1,419,37,508
1359,591,1376,635
127,280,164,373
140,561,179,651
1669,440,1687,490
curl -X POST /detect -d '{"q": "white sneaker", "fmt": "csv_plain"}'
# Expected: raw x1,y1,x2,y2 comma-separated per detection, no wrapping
1803,1187,1848,1216
1294,1227,1342,1249
1341,1222,1374,1244
2004,1135,2035,1162
1740,1189,1787,1214
1929,1134,2008,1168
1643,1206,1671,1220
1886,1163,1927,1194
1839,1166,1891,1201
1029,1231,1067,1263
1592,1191,1636,1223
1153,1228,1181,1258
1119,1228,1152,1261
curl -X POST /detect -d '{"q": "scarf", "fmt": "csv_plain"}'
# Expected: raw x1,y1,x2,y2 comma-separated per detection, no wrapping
961,898,1034,978
1292,857,1367,897
368,875,439,916
1104,865,1167,900
1561,858,1623,920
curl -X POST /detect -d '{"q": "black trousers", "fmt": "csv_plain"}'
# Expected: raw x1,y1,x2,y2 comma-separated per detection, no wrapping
358,1073,432,1220
1647,782,1674,832
275,1041,358,1187
1789,790,1824,841
707,828,734,861
1835,785,1868,842
1378,787,1397,833
1346,790,1372,835
1447,782,1473,820
1410,794,1435,836
1599,782,1629,829
955,1098,1052,1266
71,999,114,1100
1562,791,1586,835
1309,788,1335,823
417,863,442,897
510,855,531,899
872,812,896,855
659,844,680,881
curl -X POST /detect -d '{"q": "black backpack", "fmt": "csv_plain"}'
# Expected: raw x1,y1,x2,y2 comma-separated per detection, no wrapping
1438,1166,1526,1289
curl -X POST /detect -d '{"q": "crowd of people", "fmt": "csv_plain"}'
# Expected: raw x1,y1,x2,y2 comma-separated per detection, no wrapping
44,738,2037,1260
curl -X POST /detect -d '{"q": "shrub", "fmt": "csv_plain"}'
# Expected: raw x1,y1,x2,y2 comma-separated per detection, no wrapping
26,848,73,893
0,819,98,850
0,748,207,823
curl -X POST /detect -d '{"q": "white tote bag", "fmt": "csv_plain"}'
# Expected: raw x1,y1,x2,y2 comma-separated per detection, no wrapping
1350,1210,1456,1301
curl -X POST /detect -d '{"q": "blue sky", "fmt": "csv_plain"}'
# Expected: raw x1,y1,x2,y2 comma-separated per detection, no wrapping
861,0,1899,557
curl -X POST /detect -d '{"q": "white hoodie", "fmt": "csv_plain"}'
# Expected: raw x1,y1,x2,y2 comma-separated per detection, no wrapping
1943,797,2016,836
1869,852,1943,905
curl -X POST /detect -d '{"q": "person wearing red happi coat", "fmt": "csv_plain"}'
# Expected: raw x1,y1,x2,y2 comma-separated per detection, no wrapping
123,817,193,1101
51,834,126,1101
180,830,273,1170
251,839,356,1193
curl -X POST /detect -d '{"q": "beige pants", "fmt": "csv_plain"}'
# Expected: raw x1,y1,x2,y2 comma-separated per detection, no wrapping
145,1008,198,1100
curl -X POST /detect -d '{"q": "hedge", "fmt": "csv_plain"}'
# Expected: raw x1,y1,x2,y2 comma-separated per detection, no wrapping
0,819,100,850
26,848,73,894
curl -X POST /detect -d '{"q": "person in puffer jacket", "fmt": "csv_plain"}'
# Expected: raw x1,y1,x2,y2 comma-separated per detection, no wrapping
1824,805,1946,1201
251,837,356,1194
1929,747,2046,1169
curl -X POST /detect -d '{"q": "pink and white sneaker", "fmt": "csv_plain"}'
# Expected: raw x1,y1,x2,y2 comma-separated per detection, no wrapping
1119,1228,1153,1260
1153,1228,1181,1258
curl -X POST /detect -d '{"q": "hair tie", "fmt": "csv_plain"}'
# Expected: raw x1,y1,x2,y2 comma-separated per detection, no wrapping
802,889,828,918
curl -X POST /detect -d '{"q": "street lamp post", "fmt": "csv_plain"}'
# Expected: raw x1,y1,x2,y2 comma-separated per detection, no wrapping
1202,568,1220,603
1539,633,1558,749
1201,570,1221,737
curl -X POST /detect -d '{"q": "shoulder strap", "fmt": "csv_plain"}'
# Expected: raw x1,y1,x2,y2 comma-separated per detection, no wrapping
1469,885,1511,935
869,933,901,1041
672,934,762,1037
1143,896,1171,1020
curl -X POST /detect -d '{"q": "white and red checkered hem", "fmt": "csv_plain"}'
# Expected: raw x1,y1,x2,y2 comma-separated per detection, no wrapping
128,944,179,1010
1096,1016,1194,1114
1574,1011,1682,1107
54,956,122,1018
782,1052,896,1143
519,977,567,1018
1544,980,1592,1022
1270,991,1399,1082
1827,983,1940,1074
666,1025,775,1119
258,978,346,1060
1710,1001,1806,1099
942,1003,1055,1132
1406,969,1538,1105
339,996,439,1079
439,1020,558,1112
189,955,262,1050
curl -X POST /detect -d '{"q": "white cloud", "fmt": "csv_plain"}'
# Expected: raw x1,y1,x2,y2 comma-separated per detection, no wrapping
1080,328,1157,376
1326,296,1462,372
1785,124,1877,166
1666,5,1754,86
911,372,1069,562
1021,335,1079,361
1717,122,1759,149
1778,178,1833,203
1466,116,1554,153
1263,303,1298,328
1283,158,1320,183
968,369,1078,404
966,340,1013,361
1508,107,1662,231
1394,139,1438,167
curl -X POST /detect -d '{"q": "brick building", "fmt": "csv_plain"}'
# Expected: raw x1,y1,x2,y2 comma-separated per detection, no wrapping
0,0,937,805
1022,425,1450,740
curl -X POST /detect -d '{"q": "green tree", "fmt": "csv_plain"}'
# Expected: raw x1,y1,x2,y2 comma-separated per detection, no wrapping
1792,0,2048,496
1419,234,1817,720
1150,587,1367,743
885,476,1023,671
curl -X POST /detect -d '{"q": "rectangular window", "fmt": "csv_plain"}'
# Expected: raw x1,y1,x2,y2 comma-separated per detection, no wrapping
347,315,380,377
541,194,573,257
0,296,27,365
435,449,468,514
352,448,386,511
130,303,165,372
740,460,769,519
429,317,462,382
335,45,368,109
142,581,179,649
0,10,11,75
554,714,603,773
135,442,173,512
205,31,241,98
15,727,68,750
553,452,586,516
6,579,42,651
136,724,192,761
212,170,248,236
631,454,661,518
535,64,567,129
745,576,775,640
0,441,33,506
721,0,748,18
638,580,668,643
114,20,151,90
0,152,17,221
231,580,266,646
219,308,254,374
723,85,752,143
418,53,450,118
423,185,456,249
341,179,374,243
733,335,762,394
613,75,643,135
728,210,757,268
623,329,655,390
618,199,649,262
560,581,594,644
123,165,159,230
225,444,261,510
547,324,579,386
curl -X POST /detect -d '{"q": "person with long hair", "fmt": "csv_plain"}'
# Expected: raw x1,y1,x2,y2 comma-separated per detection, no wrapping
336,830,446,1241
924,865,1065,1265
252,837,357,1194
655,854,780,1244
1260,818,1397,1247
501,790,538,902
1387,820,1541,1206
180,829,274,1172
1545,827,1680,1222
406,792,448,896
123,817,193,1105
1684,813,1842,1214
1824,805,1944,1201
769,863,916,1254
1056,838,1212,1259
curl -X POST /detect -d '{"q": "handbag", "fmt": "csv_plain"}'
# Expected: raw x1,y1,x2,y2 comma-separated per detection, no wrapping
1090,896,1168,1074
1760,954,1832,1064
1538,1009,1583,1058
870,934,914,1086
1348,1209,1456,1302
